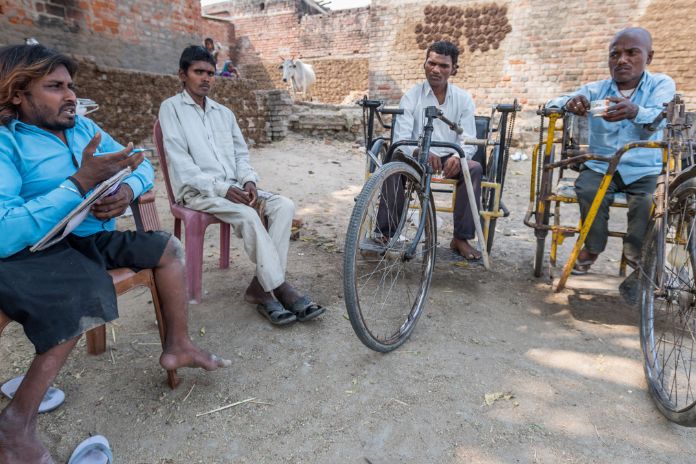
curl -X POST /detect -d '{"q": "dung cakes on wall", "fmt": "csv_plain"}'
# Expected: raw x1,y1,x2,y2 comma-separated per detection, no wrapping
414,3,512,53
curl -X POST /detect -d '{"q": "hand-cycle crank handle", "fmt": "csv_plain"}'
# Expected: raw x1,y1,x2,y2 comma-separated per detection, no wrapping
435,110,464,135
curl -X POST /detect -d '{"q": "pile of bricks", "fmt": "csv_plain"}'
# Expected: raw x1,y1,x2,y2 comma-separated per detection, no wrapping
260,90,294,142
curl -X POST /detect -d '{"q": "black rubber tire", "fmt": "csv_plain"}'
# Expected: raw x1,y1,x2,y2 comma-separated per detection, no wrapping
367,139,389,175
639,198,696,426
533,237,546,278
483,146,503,253
532,146,554,278
343,161,437,352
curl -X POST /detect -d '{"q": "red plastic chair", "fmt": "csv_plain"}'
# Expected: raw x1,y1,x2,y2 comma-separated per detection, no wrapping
153,120,231,304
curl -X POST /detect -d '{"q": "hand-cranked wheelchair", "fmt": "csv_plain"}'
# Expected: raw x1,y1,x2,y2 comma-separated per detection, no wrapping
525,94,696,426
343,97,520,352
524,105,636,282
356,97,520,254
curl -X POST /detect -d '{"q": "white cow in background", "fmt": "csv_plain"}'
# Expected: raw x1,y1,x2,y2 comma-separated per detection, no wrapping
280,57,315,100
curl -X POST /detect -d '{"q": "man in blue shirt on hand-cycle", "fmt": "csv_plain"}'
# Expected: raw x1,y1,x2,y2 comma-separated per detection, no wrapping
549,27,675,276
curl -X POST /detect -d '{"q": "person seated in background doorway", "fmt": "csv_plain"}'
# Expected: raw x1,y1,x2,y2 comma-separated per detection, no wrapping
0,44,230,464
158,46,325,326
220,60,240,79
384,40,481,260
548,27,675,276
204,37,222,67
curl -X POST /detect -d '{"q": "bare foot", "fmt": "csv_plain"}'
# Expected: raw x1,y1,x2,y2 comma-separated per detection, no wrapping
159,339,231,372
0,411,54,464
243,277,274,305
450,238,481,260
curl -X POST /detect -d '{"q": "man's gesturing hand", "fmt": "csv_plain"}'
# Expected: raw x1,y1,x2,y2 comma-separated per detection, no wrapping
72,133,143,191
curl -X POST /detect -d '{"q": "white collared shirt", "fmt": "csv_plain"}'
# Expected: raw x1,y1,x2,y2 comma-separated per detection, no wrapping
392,81,477,159
158,90,259,202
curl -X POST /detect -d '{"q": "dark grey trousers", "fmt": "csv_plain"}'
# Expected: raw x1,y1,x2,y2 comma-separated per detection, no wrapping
376,156,483,240
574,167,657,263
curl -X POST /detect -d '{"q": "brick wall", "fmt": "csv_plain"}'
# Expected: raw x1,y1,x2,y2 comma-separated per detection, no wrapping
208,1,370,104
368,0,696,141
73,59,269,146
307,58,369,104
0,0,233,74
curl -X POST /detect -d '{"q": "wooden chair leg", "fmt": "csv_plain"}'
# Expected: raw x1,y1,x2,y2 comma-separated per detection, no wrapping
147,270,180,389
86,325,107,355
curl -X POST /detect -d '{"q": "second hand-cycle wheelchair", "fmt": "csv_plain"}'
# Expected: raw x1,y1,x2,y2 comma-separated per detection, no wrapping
344,98,520,352
526,94,696,426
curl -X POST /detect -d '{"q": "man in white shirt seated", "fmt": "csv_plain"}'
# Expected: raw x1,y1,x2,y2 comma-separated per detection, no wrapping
383,40,481,259
159,46,325,326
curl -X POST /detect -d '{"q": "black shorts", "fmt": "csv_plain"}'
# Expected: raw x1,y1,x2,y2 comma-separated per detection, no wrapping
0,230,170,354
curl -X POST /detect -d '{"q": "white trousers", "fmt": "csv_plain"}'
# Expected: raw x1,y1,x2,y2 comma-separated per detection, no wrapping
184,191,295,292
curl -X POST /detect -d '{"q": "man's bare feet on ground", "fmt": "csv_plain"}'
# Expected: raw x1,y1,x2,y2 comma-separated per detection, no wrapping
450,238,481,260
159,339,231,371
0,412,54,464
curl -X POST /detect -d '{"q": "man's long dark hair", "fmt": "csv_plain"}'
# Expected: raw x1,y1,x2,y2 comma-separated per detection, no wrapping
0,44,77,125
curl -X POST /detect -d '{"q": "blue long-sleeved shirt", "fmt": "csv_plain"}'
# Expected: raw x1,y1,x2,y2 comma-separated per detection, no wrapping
0,116,154,258
547,71,676,185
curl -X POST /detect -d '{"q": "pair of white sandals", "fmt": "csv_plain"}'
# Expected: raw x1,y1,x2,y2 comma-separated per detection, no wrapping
1,375,113,463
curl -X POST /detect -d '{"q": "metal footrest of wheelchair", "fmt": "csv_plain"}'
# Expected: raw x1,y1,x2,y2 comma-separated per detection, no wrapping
358,237,412,254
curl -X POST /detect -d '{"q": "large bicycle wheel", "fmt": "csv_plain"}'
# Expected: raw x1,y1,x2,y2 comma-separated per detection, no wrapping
343,161,437,352
639,192,696,425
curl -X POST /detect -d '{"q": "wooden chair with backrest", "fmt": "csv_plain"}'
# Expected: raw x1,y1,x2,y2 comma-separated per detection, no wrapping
0,190,180,389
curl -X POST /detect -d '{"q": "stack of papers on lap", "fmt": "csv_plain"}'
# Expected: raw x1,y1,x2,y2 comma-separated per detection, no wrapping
30,168,131,252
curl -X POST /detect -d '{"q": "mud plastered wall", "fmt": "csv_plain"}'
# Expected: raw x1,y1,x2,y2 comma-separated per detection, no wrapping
0,0,232,74
211,2,370,104
74,60,269,146
369,0,696,140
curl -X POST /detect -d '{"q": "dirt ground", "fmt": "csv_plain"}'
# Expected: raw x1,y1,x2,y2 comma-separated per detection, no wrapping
2,134,696,463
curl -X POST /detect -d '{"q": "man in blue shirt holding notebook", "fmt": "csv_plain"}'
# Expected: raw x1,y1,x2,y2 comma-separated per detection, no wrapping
0,44,230,463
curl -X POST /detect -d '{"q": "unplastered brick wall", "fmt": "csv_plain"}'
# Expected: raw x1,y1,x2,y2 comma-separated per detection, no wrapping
308,58,369,104
0,0,233,74
206,1,370,104
73,59,269,146
369,0,696,143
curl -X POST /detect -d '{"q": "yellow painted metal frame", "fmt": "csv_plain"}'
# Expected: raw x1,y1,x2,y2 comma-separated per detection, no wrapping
414,177,502,246
525,110,669,291
555,143,667,290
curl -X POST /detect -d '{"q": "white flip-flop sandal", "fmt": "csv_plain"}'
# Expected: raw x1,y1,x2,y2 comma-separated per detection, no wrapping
67,435,113,464
1,375,65,413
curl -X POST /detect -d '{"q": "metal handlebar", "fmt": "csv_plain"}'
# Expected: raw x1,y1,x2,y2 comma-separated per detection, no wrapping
435,110,464,135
